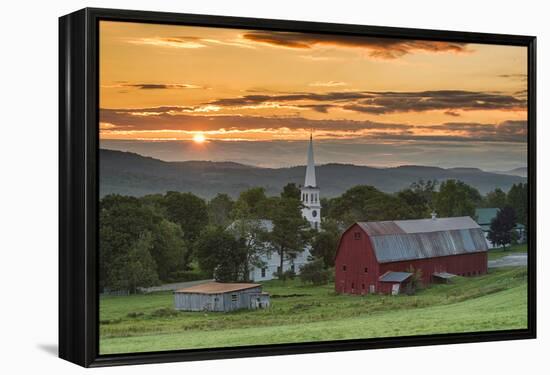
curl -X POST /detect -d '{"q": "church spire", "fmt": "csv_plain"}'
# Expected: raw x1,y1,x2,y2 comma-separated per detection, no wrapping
304,132,316,187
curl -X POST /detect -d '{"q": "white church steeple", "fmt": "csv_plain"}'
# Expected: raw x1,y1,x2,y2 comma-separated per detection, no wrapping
300,133,321,230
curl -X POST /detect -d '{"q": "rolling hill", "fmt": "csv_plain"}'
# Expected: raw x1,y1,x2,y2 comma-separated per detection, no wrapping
99,149,527,198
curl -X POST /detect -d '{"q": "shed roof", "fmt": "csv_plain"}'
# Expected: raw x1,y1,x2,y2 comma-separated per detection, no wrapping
355,217,488,263
433,272,457,279
175,282,261,294
379,271,413,283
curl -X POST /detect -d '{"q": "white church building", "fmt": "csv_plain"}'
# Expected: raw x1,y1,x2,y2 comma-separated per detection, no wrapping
238,135,321,282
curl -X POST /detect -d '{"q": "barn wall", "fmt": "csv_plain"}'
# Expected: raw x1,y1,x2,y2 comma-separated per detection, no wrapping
378,252,488,287
335,224,380,295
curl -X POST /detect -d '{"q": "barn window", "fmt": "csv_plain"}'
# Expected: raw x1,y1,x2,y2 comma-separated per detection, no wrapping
231,294,238,302
291,264,295,272
261,268,266,277
362,284,365,290
364,267,368,273
342,265,347,271
354,232,361,240
351,282,355,289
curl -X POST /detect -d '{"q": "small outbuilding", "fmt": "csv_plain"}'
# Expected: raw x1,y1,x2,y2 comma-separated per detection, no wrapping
174,282,270,312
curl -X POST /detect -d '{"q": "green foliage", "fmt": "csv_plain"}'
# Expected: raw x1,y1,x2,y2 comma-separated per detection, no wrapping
106,231,160,293
327,185,414,226
483,188,507,208
310,220,341,267
163,191,208,265
195,226,248,282
281,182,301,200
507,183,527,226
433,179,480,218
207,193,234,227
270,197,313,279
398,179,438,219
488,206,518,249
299,258,331,285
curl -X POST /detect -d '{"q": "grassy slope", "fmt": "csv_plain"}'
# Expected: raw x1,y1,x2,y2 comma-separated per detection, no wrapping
99,267,527,354
487,244,528,260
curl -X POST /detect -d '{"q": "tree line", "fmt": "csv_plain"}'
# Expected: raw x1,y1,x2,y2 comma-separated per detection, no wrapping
100,180,527,292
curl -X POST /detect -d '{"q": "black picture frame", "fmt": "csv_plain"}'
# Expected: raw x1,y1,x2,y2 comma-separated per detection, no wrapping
59,7,537,368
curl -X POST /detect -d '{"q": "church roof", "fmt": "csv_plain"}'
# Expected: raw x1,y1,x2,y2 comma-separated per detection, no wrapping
304,135,317,187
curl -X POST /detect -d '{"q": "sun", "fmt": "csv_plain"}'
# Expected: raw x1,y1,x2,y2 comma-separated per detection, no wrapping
193,133,206,143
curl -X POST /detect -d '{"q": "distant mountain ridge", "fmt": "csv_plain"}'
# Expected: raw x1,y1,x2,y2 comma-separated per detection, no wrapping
100,149,527,198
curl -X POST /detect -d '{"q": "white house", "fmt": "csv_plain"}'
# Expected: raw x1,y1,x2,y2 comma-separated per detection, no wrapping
229,135,321,281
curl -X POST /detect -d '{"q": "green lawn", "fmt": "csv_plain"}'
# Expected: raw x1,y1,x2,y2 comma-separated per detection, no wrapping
487,244,528,260
99,267,528,354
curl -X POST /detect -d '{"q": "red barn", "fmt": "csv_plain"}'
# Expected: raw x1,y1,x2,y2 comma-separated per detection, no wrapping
334,217,488,295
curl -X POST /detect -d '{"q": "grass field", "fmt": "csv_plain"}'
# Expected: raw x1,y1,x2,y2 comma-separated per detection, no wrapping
487,244,528,260
99,266,527,354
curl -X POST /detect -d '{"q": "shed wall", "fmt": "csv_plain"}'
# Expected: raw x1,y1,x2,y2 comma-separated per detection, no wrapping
174,286,263,312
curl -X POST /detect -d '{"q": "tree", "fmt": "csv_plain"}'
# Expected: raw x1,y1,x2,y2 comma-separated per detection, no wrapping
327,185,414,226
281,182,301,200
163,191,208,266
195,226,247,282
433,179,480,218
107,231,160,293
234,187,270,218
507,183,527,226
488,206,518,249
299,258,331,285
398,179,438,219
310,219,340,267
150,219,186,281
484,188,507,208
207,193,234,227
100,194,187,290
270,196,312,280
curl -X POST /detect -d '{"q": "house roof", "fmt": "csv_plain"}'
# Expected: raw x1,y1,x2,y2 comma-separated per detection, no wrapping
379,271,413,283
175,282,261,294
355,216,488,263
227,219,274,232
475,208,499,225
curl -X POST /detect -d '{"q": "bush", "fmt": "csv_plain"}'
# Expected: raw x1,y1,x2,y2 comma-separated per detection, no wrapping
151,308,179,318
299,258,331,285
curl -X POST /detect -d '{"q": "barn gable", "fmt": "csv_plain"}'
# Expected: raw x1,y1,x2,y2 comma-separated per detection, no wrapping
357,217,488,263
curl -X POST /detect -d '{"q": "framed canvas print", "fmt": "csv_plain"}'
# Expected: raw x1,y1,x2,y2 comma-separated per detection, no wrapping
59,7,536,367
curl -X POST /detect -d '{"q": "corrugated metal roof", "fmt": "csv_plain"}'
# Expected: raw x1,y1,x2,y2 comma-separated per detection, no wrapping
379,271,412,282
358,216,480,236
175,282,261,294
358,221,405,236
369,228,488,263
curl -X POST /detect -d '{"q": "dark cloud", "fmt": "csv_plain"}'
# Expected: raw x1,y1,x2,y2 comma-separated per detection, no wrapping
241,31,469,59
100,107,527,143
125,83,202,90
207,90,525,114
498,74,527,81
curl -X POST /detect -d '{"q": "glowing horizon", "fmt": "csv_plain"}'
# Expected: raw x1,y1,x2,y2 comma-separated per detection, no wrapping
99,21,527,169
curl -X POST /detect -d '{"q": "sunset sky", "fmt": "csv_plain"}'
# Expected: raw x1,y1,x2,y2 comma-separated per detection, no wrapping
99,21,528,170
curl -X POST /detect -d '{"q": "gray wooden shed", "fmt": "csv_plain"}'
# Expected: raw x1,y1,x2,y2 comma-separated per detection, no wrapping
174,282,270,312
